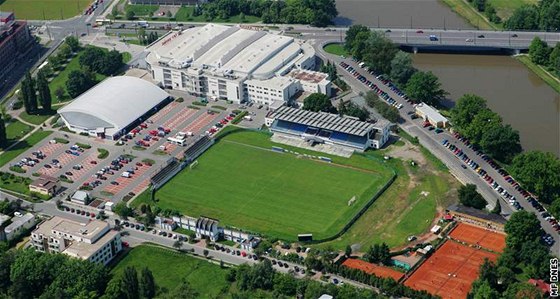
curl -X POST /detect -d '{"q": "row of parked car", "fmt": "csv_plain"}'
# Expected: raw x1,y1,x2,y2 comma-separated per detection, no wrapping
445,132,560,242
340,62,406,109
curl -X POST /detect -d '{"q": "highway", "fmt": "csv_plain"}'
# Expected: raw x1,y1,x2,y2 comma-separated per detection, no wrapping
313,45,560,254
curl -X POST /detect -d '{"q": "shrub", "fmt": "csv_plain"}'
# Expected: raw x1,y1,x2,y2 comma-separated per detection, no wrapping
175,97,184,102
75,142,91,149
97,148,109,159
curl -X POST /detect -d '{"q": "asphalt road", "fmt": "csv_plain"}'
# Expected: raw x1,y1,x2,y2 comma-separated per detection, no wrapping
314,45,560,254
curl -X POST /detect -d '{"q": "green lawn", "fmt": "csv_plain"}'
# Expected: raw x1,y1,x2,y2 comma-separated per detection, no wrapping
0,0,89,20
0,174,32,195
124,4,159,16
323,43,348,56
152,129,394,241
0,131,53,167
19,110,56,126
111,245,231,297
516,54,560,94
488,0,539,19
6,120,32,141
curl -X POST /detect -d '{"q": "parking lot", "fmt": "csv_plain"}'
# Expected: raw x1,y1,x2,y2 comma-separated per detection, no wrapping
2,95,260,208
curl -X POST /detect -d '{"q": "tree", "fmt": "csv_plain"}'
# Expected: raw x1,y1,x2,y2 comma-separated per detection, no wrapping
458,184,487,209
504,5,539,30
510,151,560,203
450,94,488,132
65,36,80,52
528,37,550,65
302,93,335,113
0,117,6,148
126,10,136,20
405,71,447,106
344,24,369,51
472,0,486,12
504,210,542,251
463,108,502,145
66,70,95,98
480,124,522,163
100,50,124,75
139,267,156,299
121,267,139,299
79,46,106,73
36,70,52,111
172,240,183,250
549,199,560,219
48,54,63,70
345,245,352,258
54,87,65,100
166,10,172,18
362,31,398,75
549,43,560,75
389,51,416,86
160,280,198,299
503,282,544,299
472,280,500,299
113,202,133,219
21,72,38,114
58,43,72,59
103,276,126,299
491,200,501,215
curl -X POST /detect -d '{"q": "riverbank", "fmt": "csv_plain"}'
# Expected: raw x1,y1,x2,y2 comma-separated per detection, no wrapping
439,0,498,30
516,54,560,94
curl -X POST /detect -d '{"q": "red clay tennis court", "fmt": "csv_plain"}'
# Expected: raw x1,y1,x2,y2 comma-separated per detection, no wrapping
342,258,404,281
404,241,498,299
449,223,506,253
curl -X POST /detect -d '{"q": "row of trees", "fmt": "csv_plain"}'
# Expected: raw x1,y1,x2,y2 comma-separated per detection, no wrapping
190,0,337,26
301,93,370,121
0,249,110,298
363,243,391,265
137,29,160,46
504,0,560,31
528,36,560,77
229,259,382,299
469,210,552,297
344,25,447,107
458,184,488,210
364,91,399,123
450,94,522,163
20,69,52,115
103,266,158,299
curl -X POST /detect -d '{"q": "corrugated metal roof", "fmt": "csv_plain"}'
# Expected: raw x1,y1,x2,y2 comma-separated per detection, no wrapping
267,106,375,136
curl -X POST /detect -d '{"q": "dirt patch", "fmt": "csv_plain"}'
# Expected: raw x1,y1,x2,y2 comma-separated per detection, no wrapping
386,138,427,167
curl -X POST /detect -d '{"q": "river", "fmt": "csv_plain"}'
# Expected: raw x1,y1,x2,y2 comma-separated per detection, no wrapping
413,54,560,157
334,0,472,29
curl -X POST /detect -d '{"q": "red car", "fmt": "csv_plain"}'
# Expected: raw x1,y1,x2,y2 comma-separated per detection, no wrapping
90,160,97,164
149,130,158,136
122,242,129,247
140,123,148,128
164,128,171,133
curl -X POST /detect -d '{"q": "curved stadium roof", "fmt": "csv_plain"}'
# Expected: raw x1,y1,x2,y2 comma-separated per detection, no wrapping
58,76,169,136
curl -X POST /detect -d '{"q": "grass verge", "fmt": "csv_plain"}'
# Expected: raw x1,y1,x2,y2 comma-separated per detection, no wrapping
19,110,56,125
6,120,32,141
323,43,348,56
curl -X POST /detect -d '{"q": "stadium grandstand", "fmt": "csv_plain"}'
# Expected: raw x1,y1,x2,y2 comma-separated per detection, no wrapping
265,106,390,151
182,135,214,162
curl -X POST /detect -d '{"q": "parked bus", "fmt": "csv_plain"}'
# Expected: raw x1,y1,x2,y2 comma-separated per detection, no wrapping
167,137,186,146
95,18,112,26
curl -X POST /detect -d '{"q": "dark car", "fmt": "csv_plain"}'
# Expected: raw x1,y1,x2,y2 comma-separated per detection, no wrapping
477,34,485,38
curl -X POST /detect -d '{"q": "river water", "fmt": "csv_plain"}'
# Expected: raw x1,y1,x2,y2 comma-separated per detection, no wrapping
334,0,472,29
334,0,560,157
413,54,560,157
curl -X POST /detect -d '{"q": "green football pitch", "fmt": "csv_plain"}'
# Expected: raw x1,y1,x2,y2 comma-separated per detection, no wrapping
0,0,90,20
154,130,394,241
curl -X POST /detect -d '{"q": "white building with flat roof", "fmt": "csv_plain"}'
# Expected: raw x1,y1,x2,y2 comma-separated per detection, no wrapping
4,212,35,241
146,24,328,104
415,103,448,128
30,216,121,265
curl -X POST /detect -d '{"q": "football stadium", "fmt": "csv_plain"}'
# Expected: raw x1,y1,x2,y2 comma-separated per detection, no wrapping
151,128,395,241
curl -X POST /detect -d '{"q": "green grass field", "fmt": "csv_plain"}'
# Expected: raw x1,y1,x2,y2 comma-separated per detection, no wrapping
0,130,53,167
6,120,32,141
440,0,499,30
111,245,231,297
151,129,394,241
0,0,89,20
19,110,56,125
323,43,348,56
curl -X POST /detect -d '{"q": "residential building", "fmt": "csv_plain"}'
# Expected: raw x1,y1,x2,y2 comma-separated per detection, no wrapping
29,175,60,196
31,216,122,265
4,212,36,241
145,24,329,105
0,12,34,84
415,103,448,128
